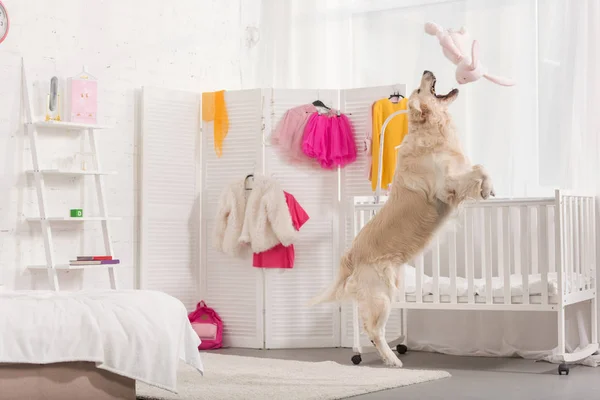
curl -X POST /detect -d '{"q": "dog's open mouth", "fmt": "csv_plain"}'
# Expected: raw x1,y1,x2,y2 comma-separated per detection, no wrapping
431,79,458,99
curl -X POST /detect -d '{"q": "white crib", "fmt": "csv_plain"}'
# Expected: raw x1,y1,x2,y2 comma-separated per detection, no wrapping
349,190,598,375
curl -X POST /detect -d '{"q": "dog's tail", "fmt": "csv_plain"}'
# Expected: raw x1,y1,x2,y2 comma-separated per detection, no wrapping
307,254,354,306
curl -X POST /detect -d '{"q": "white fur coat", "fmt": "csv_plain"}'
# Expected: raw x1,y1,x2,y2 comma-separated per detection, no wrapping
213,176,297,257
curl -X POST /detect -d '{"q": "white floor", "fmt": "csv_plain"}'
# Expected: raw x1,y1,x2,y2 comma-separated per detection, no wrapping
215,348,600,400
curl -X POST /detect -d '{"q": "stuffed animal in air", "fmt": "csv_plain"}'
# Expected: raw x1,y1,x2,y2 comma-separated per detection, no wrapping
425,22,515,87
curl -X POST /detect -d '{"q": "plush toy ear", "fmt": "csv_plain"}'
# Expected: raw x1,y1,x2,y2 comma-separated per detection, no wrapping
483,73,516,86
469,40,479,71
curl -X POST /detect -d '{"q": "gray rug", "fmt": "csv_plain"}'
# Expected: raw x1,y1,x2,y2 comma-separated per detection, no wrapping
137,353,450,400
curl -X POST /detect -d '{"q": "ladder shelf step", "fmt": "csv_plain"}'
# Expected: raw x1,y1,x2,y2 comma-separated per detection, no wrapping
26,217,121,222
31,121,111,130
28,264,124,270
26,169,117,176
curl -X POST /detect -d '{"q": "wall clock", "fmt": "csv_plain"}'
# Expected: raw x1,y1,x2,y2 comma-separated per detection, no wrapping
0,1,9,44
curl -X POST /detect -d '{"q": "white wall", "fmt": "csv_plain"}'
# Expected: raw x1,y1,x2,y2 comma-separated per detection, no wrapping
0,0,257,290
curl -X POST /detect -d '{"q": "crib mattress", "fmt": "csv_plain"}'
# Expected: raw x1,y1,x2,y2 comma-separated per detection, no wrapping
401,265,591,300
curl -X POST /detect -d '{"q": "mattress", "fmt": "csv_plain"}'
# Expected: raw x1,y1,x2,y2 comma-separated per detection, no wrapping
0,290,203,392
401,265,591,298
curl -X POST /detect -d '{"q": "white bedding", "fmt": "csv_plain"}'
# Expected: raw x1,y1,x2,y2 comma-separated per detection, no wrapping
0,290,203,392
402,265,591,298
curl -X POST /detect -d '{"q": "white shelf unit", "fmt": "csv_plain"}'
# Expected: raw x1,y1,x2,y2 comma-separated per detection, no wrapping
21,61,119,291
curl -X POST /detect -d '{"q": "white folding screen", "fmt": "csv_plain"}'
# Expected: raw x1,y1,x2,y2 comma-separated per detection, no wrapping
158,84,408,349
263,89,341,349
201,89,265,348
339,84,406,347
139,87,201,310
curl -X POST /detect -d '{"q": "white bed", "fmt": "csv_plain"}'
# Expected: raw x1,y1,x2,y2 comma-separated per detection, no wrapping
0,290,203,398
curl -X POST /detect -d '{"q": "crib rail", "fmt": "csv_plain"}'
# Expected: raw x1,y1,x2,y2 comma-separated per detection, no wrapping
350,190,596,310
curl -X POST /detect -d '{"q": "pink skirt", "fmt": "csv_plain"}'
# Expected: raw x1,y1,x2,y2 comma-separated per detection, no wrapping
302,111,357,169
270,104,317,165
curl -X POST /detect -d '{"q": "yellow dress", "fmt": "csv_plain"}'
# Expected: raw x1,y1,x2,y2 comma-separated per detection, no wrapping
370,97,409,191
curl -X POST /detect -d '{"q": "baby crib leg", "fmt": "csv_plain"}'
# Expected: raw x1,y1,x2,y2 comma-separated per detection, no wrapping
388,308,409,355
557,305,569,375
396,308,408,355
384,309,408,355
351,301,363,365
591,295,598,346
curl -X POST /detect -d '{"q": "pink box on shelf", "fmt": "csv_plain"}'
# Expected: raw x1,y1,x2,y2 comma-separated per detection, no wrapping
67,68,98,124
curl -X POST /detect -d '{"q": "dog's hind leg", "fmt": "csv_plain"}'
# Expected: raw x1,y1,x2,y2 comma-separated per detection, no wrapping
359,296,403,367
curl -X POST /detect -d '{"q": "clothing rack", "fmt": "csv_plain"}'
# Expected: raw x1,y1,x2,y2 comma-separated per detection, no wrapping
374,109,408,202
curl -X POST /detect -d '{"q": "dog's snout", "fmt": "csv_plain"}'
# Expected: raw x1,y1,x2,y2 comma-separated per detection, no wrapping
422,70,436,83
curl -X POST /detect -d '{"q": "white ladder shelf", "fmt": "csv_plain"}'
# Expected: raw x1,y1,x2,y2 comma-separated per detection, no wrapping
21,60,119,291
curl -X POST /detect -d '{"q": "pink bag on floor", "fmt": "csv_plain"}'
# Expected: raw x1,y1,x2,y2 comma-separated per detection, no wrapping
188,301,223,350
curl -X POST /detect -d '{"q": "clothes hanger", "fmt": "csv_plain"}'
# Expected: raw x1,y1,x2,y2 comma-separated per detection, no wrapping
312,100,331,110
388,91,404,100
244,173,254,191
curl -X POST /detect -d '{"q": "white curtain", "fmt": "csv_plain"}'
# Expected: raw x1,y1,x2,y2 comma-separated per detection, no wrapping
258,0,540,196
255,0,600,360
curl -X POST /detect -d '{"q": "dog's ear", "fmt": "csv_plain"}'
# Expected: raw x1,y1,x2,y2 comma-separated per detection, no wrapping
440,88,459,105
409,97,428,122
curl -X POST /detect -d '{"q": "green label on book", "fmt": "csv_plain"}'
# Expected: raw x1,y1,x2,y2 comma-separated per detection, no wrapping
70,209,83,218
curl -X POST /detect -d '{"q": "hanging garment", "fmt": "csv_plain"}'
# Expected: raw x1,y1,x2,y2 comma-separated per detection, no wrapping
271,104,317,165
330,113,357,168
202,90,229,157
252,191,309,269
302,110,357,169
214,176,298,256
238,176,298,253
364,101,376,180
212,179,248,257
370,97,409,191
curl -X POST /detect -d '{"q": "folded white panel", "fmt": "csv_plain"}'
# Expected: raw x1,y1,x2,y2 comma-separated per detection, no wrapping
201,89,265,348
140,86,201,310
339,84,406,347
263,89,341,348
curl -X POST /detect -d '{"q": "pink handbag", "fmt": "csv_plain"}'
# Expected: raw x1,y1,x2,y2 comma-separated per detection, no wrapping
188,301,223,350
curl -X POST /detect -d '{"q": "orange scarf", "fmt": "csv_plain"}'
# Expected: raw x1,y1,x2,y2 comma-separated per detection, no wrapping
202,90,229,157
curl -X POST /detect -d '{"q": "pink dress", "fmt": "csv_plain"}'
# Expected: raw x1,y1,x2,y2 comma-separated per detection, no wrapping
271,104,317,165
252,192,309,269
302,110,357,169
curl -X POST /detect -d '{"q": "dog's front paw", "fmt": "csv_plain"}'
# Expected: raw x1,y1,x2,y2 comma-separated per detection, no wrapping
480,175,495,200
472,165,494,199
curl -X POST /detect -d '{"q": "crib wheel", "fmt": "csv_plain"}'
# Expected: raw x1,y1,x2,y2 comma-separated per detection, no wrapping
351,354,362,365
558,363,570,375
396,344,408,355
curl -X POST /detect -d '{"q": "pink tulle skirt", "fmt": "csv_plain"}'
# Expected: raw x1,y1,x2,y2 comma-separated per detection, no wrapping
270,104,317,166
302,111,357,169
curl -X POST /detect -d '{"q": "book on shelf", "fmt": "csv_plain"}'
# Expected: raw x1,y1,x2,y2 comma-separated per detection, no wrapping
76,256,113,261
69,259,120,265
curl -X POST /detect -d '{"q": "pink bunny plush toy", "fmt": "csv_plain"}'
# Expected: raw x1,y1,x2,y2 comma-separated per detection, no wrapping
425,21,515,86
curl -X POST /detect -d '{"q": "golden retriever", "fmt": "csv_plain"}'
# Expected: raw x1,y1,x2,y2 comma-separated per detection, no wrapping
310,71,494,367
